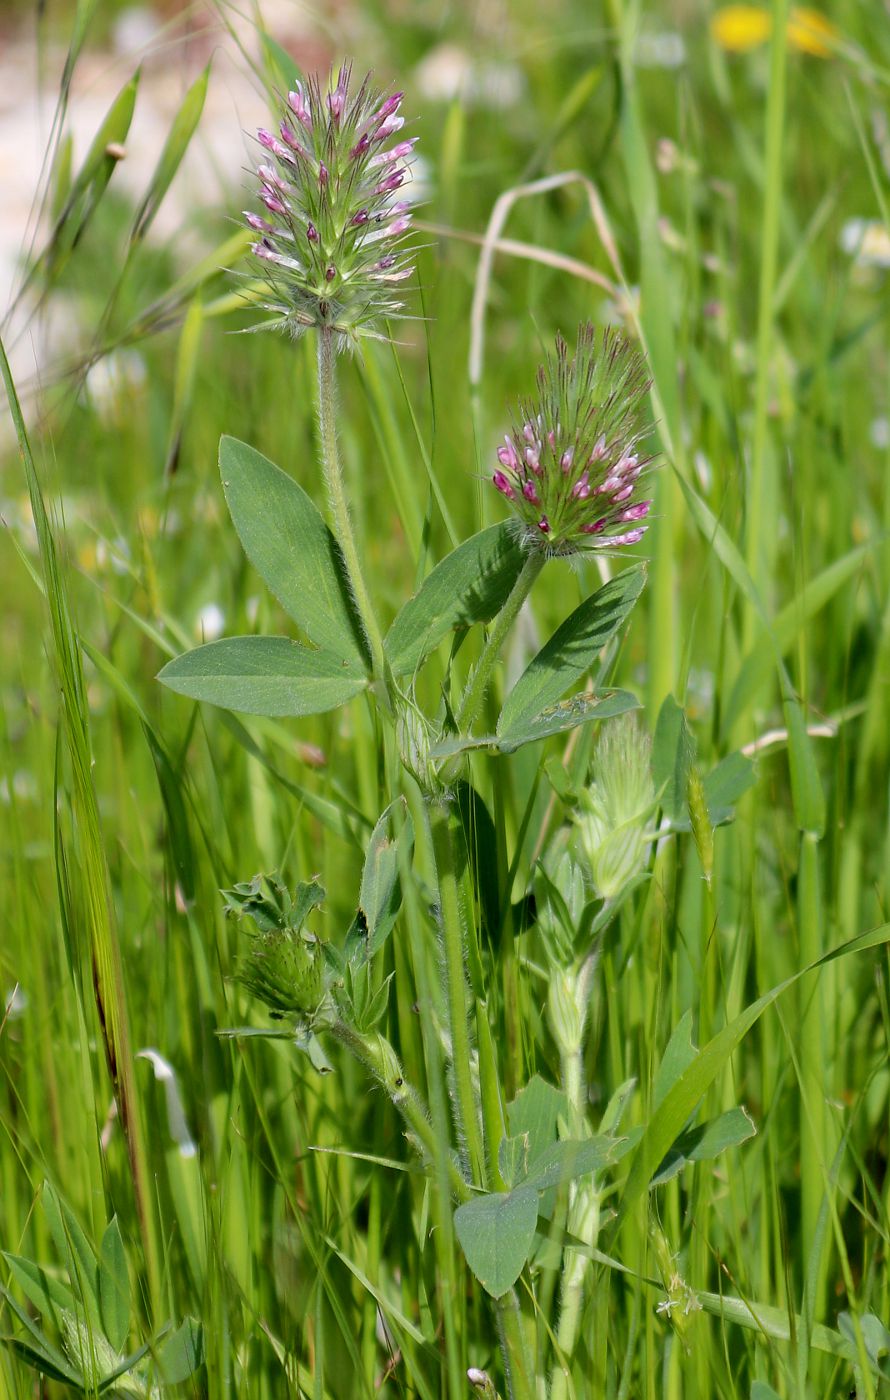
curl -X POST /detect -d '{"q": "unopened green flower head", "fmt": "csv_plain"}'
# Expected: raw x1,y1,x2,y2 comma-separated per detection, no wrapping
61,1312,119,1386
246,64,416,346
225,875,326,1018
492,324,654,556
236,925,324,1018
575,712,655,898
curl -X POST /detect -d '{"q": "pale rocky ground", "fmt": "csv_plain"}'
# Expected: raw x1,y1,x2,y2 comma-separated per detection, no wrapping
0,4,325,401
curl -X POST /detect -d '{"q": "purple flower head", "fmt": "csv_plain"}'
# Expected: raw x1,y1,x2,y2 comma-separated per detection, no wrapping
243,63,417,346
491,325,655,556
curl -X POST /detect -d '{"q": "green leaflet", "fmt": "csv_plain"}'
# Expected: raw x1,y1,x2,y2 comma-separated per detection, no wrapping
220,436,370,668
497,567,645,739
98,1219,129,1354
384,523,525,677
497,688,639,753
453,1187,539,1299
158,636,367,717
358,799,413,958
651,1107,756,1187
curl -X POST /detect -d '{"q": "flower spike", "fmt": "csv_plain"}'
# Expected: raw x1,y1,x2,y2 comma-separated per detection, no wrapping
244,65,417,346
492,325,655,556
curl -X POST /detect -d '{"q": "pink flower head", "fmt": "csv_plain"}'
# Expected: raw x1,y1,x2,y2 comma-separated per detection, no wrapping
490,325,654,555
245,64,418,343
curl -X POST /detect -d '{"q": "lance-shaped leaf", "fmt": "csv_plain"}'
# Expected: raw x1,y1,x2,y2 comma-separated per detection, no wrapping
428,692,638,762
98,1218,129,1354
146,1318,204,1386
1,1255,76,1332
358,799,413,958
497,567,645,741
520,1135,623,1191
385,523,525,677
220,436,370,667
497,688,639,754
41,1183,101,1330
158,636,367,717
0,1285,82,1385
130,64,210,245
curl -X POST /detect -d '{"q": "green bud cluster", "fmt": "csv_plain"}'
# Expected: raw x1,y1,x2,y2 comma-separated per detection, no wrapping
61,1313,120,1388
225,874,326,1019
574,713,655,899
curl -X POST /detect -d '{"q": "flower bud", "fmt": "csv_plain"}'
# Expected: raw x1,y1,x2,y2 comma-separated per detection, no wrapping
467,1368,497,1396
61,1312,120,1385
547,967,585,1059
535,839,586,964
575,714,654,899
396,701,442,794
226,875,327,1019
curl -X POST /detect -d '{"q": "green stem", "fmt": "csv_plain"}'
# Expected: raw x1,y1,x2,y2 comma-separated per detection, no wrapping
429,799,487,1186
317,328,388,697
549,1060,592,1400
551,996,597,1400
496,1290,536,1400
334,1022,469,1203
562,1047,584,1135
550,1262,588,1400
454,551,545,736
799,829,829,1317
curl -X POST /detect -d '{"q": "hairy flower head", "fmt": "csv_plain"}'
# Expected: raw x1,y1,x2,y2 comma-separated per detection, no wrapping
492,325,654,556
245,64,416,345
575,712,655,899
225,874,326,1018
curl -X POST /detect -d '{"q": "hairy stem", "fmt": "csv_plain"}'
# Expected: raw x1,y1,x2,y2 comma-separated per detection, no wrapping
317,328,388,696
429,799,486,1186
496,1290,536,1400
550,1019,596,1400
333,1021,469,1202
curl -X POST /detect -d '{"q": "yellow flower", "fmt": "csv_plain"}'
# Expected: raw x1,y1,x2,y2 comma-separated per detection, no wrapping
787,7,837,56
711,5,838,57
711,5,771,53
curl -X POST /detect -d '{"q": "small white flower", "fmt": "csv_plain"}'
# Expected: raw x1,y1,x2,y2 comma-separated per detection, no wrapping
196,602,225,640
870,416,890,449
635,30,686,69
839,218,890,268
